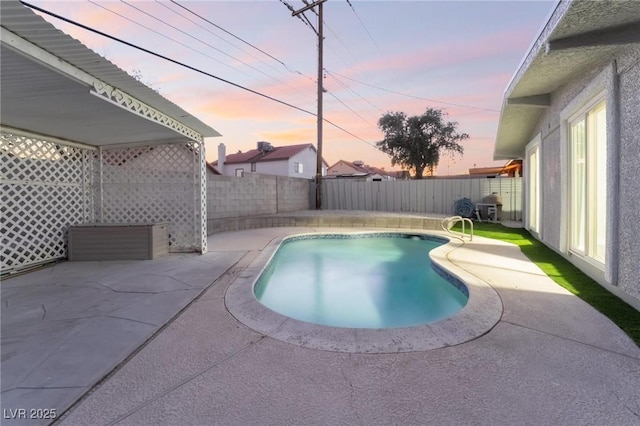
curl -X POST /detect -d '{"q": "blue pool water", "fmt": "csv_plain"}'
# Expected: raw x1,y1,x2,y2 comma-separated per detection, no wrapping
254,234,468,329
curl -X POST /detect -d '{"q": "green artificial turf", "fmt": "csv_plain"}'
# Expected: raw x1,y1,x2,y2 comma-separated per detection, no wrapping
452,222,640,346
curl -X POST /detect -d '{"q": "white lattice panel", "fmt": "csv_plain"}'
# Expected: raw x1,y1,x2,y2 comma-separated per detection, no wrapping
99,143,205,252
197,143,207,253
1,132,94,272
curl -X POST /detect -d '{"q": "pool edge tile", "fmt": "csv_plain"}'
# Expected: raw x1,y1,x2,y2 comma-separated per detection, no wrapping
224,230,503,354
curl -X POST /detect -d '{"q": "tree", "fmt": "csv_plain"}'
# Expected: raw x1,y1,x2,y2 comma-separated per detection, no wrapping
376,108,469,179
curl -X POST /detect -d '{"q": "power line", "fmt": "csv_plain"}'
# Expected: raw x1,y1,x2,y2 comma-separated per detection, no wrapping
345,0,411,95
23,1,316,116
95,1,312,104
157,1,317,100
280,0,317,35
170,0,311,79
21,1,383,152
281,1,384,154
345,0,388,70
86,0,254,80
327,70,500,113
325,90,376,129
324,117,380,152
158,1,304,83
293,0,359,74
119,0,288,85
158,1,272,67
281,0,386,134
325,70,385,114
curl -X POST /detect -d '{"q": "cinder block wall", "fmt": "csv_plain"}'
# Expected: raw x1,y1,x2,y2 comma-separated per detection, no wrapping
207,172,310,233
207,173,276,219
276,175,310,212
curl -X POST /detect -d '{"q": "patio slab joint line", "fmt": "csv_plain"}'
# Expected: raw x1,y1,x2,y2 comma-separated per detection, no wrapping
104,336,267,426
52,252,252,422
501,320,640,359
3,385,88,391
103,315,159,328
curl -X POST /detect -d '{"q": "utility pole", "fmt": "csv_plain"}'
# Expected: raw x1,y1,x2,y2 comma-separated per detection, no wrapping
292,0,326,210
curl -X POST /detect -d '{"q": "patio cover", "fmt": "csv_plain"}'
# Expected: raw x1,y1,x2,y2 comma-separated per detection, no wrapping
0,0,220,147
1,1,221,271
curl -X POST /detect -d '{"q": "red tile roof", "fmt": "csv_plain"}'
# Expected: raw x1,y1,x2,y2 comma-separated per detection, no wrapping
219,143,313,165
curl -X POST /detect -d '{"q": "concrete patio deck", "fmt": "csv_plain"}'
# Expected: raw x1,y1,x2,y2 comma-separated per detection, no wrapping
2,215,639,425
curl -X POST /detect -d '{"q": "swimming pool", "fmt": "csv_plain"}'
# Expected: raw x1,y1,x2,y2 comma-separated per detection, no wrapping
225,231,502,353
254,234,468,329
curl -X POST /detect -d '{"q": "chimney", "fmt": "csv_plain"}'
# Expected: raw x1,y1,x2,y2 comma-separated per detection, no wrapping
353,160,364,167
217,143,226,175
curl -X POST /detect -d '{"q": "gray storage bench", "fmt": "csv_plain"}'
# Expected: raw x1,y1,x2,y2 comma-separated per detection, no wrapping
68,223,169,261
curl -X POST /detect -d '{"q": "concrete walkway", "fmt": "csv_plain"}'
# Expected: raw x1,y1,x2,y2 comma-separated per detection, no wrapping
2,223,639,425
1,250,245,425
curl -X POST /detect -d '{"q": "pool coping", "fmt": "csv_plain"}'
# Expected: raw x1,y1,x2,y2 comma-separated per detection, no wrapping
224,230,503,353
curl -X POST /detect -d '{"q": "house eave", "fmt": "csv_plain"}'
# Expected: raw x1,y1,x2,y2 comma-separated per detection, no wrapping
494,0,640,160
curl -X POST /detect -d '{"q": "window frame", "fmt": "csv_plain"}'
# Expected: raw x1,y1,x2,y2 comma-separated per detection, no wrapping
567,94,607,267
525,134,541,236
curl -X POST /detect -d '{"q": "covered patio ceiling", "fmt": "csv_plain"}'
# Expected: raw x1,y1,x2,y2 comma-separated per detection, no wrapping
494,0,640,160
0,0,220,148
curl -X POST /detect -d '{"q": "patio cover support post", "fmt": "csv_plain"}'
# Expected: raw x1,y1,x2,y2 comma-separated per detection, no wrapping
97,146,103,223
198,142,207,254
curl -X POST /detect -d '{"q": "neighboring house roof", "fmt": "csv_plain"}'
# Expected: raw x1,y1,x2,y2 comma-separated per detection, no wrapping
207,163,222,175
494,0,640,159
0,1,220,146
469,160,522,177
328,160,400,178
328,160,370,174
213,143,328,166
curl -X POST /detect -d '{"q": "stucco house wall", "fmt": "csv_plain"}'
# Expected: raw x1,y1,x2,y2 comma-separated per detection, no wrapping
526,51,640,304
224,160,288,177
617,49,640,301
494,1,640,308
288,146,325,179
328,161,358,175
255,158,299,178
219,146,324,179
531,63,607,251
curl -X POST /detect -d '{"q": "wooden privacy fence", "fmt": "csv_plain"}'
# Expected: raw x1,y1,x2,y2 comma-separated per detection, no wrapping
321,177,522,221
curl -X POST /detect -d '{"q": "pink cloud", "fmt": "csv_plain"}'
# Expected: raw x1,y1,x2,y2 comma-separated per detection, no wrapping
258,128,316,144
340,25,534,80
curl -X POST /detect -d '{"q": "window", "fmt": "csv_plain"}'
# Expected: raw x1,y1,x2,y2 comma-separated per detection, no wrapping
569,99,606,264
525,135,541,234
235,168,244,177
294,162,303,174
251,162,256,172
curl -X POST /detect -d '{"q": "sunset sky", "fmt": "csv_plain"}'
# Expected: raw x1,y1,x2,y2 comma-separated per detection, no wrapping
29,0,556,175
